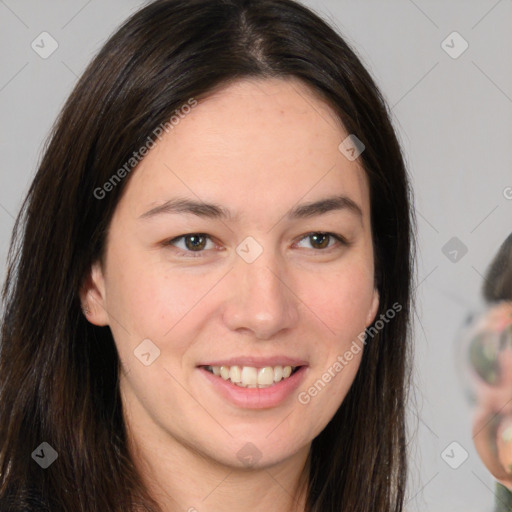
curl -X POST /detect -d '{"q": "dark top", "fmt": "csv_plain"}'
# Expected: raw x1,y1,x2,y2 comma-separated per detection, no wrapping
494,482,512,511
2,481,512,510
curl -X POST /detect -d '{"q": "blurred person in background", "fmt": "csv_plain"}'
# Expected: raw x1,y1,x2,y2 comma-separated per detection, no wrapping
462,233,512,511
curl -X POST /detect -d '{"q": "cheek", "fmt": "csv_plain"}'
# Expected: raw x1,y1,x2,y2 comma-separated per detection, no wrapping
105,241,198,335
295,265,373,431
105,257,200,394
301,263,375,339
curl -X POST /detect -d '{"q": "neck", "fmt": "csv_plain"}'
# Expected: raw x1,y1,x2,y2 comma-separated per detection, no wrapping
123,390,311,512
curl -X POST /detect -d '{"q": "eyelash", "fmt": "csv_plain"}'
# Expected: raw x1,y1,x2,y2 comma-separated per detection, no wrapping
163,232,349,258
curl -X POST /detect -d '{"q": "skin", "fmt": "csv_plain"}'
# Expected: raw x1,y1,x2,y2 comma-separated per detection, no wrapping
81,77,379,512
469,301,512,490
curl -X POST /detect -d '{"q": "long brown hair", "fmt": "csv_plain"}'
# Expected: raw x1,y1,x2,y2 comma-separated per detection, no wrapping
0,0,415,510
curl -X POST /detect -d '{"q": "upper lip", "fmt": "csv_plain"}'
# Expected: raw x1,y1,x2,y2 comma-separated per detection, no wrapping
197,356,308,368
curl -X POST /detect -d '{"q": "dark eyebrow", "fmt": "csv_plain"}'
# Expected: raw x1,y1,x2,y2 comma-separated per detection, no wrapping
139,198,234,220
138,195,363,221
287,195,362,220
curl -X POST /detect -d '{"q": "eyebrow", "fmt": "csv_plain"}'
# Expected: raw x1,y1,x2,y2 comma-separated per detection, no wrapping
138,194,363,222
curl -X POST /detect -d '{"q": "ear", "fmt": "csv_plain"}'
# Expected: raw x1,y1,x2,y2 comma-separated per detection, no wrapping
365,288,380,327
79,260,110,326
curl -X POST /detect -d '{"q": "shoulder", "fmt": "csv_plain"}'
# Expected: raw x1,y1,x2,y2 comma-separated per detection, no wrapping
494,481,512,512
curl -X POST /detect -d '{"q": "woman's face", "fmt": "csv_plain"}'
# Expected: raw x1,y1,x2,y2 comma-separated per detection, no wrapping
83,77,379,470
468,302,512,486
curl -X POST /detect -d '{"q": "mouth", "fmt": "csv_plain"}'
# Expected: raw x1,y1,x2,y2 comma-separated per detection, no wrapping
200,364,302,389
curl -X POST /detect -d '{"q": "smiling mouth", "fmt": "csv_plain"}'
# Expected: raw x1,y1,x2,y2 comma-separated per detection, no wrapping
201,364,301,388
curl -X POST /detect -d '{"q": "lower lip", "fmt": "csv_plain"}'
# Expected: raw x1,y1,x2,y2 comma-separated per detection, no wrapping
197,366,308,409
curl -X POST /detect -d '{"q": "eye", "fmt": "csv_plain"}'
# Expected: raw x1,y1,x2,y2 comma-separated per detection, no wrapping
165,233,216,257
469,331,502,385
295,232,347,251
163,231,348,258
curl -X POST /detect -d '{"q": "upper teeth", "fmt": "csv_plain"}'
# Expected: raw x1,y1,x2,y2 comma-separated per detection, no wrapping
206,365,296,388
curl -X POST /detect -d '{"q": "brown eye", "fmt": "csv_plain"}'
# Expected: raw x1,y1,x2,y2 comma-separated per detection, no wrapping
309,233,330,249
166,233,214,256
296,232,346,250
183,234,208,251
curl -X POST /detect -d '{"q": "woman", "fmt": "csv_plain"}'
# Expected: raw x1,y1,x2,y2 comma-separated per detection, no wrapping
0,0,415,511
466,233,512,511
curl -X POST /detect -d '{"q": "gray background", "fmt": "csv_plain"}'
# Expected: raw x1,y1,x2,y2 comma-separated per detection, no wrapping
1,0,511,510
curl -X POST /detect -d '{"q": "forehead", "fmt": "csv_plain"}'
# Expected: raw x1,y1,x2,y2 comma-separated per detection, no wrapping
471,302,512,334
117,77,370,223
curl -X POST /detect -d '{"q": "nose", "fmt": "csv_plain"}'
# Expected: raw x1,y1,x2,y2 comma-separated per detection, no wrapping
221,248,300,340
